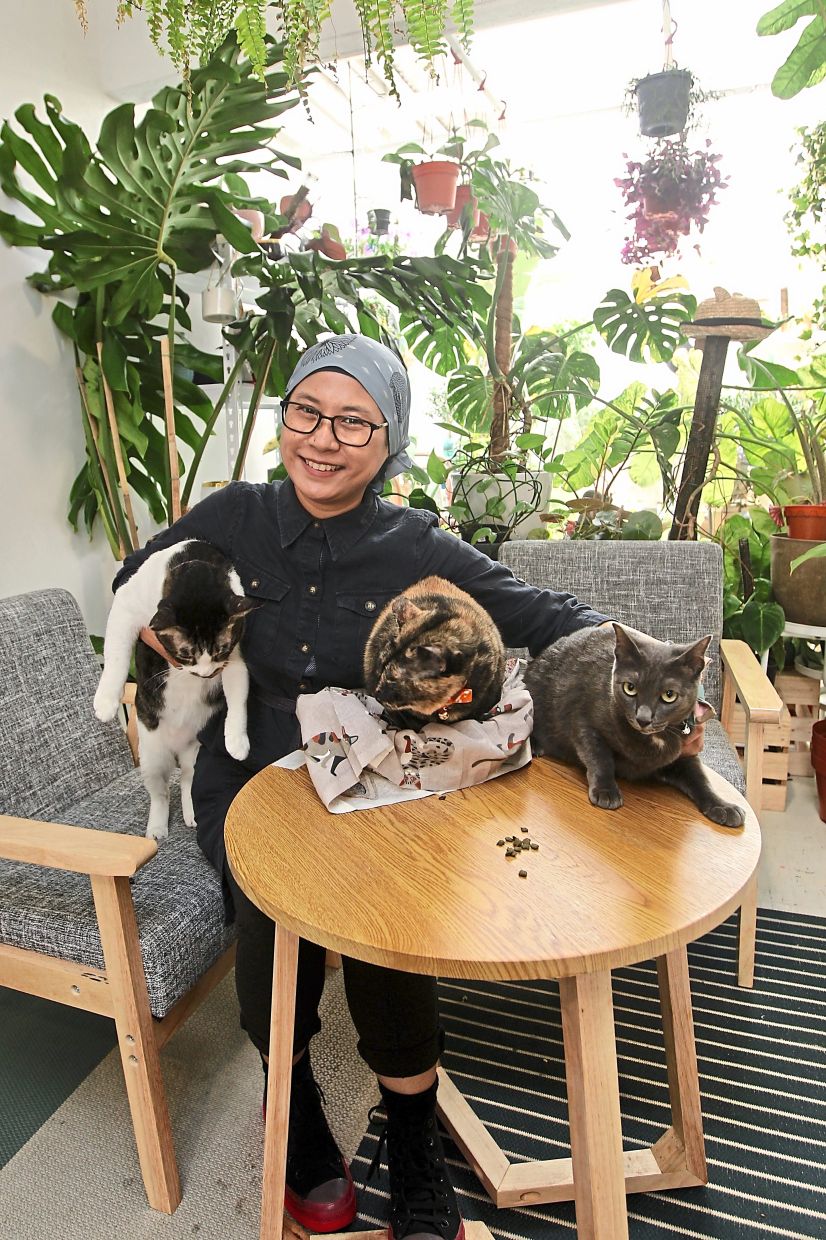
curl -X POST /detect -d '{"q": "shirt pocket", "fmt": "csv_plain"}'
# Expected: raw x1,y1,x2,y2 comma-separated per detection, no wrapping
334,590,396,669
236,564,292,656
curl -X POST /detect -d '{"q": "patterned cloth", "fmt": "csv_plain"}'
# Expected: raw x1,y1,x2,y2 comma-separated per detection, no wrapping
277,662,533,813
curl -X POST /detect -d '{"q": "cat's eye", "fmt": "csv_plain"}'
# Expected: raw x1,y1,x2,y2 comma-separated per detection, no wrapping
622,681,637,696
661,689,678,703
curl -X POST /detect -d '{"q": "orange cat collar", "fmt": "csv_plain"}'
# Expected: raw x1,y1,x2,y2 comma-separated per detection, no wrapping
436,686,473,720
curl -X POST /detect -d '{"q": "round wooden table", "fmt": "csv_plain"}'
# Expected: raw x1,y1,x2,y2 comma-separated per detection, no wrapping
226,757,759,1240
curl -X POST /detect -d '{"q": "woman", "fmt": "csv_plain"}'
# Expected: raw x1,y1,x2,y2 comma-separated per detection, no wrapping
114,335,703,1240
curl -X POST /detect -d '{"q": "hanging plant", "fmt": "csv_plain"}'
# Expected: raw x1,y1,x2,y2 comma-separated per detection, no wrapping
75,1,475,99
615,138,727,267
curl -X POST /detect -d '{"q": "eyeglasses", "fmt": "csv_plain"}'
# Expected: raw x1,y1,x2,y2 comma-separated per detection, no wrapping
281,401,387,448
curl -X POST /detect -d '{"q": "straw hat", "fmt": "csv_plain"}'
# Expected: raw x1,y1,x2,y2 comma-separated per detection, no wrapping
681,287,775,342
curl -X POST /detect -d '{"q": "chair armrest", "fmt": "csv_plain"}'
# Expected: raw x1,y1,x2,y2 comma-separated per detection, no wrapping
719,640,783,723
0,814,157,877
122,683,136,705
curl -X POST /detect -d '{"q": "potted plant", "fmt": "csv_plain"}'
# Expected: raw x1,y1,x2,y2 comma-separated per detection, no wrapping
382,140,461,214
367,208,392,236
633,67,693,138
615,138,727,266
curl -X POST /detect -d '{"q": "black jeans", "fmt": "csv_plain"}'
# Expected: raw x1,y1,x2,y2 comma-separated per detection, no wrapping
194,749,444,1077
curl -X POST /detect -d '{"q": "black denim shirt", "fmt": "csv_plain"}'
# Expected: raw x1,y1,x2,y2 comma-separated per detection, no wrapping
114,479,607,770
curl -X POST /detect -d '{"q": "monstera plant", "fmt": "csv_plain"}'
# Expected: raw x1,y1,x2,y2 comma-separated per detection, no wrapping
0,33,487,557
75,0,475,99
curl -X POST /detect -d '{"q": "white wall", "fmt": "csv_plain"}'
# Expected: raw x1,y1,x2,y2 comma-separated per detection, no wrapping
0,5,123,634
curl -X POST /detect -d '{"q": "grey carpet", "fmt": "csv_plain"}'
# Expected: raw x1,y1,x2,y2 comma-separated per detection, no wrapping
0,967,377,1240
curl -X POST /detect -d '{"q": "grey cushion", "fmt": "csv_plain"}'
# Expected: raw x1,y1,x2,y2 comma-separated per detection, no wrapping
700,719,746,794
501,540,725,710
0,589,133,819
0,769,235,1018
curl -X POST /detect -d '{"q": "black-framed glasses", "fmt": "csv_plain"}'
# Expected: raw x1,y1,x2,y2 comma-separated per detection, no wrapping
281,401,387,447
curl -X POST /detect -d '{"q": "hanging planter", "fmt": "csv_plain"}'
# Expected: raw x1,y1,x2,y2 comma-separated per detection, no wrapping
635,69,692,138
411,161,460,214
444,185,480,230
368,208,391,235
470,210,491,244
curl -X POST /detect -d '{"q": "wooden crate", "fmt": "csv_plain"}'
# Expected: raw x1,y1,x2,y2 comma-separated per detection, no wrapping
728,701,791,812
775,669,823,777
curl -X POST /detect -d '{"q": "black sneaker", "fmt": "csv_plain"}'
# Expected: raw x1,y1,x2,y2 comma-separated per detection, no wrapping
262,1050,357,1233
367,1080,465,1240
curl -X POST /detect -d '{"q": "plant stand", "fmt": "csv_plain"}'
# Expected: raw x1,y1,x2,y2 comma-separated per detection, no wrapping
728,700,791,812
774,669,824,777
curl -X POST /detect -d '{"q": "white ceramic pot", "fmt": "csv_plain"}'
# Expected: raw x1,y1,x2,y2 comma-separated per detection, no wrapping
202,286,238,324
451,468,552,538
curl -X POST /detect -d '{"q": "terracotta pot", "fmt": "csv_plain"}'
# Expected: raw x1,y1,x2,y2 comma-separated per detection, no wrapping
635,68,692,139
470,210,491,243
411,161,460,214
770,534,826,626
812,720,826,823
444,185,480,230
783,503,826,541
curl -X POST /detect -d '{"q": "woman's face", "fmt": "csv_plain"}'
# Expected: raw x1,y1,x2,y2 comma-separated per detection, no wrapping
280,370,389,518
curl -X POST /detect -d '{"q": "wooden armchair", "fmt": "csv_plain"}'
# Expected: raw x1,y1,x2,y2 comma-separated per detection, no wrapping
499,540,783,988
0,589,236,1212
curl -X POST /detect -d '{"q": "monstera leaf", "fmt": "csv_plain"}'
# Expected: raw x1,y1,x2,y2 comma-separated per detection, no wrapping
594,288,696,364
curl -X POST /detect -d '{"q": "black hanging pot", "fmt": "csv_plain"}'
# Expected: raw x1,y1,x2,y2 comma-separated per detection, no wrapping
368,208,391,235
635,69,692,138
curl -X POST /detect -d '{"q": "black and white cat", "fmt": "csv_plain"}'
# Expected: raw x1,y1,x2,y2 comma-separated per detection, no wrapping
94,541,257,840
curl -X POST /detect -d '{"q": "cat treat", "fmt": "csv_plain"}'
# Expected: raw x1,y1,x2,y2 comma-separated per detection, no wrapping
525,622,745,828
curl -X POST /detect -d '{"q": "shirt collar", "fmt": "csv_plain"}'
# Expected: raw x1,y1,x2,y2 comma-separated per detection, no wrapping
277,479,380,559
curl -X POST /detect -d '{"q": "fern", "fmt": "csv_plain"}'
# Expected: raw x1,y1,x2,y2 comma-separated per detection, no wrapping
365,0,400,100
450,0,473,51
403,0,448,68
352,0,374,68
234,0,268,79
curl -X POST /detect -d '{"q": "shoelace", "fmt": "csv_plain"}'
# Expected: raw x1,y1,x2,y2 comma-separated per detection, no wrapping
364,1105,455,1238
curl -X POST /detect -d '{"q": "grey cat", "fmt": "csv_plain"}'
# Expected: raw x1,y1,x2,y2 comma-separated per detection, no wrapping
524,622,745,827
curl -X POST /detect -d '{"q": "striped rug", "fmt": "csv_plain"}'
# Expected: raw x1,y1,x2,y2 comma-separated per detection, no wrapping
351,909,826,1239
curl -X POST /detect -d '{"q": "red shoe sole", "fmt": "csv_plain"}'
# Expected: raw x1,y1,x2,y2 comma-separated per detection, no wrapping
284,1165,357,1233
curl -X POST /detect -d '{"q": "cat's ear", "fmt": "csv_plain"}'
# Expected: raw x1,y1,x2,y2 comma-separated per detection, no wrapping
678,634,712,677
149,603,176,634
392,595,425,627
417,644,447,674
611,622,641,660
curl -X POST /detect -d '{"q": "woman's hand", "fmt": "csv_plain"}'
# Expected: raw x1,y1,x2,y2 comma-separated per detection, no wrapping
680,721,705,757
139,626,180,667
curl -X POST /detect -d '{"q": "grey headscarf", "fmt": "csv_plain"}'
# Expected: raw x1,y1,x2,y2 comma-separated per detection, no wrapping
284,334,414,490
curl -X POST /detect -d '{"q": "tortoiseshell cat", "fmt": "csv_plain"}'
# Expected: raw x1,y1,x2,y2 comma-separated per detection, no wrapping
363,577,506,728
525,622,745,827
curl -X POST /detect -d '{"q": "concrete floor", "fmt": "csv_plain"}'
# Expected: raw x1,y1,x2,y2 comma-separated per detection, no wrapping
758,774,825,916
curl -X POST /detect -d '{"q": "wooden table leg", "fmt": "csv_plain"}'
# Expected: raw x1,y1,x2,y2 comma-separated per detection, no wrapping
655,948,707,1185
559,970,628,1240
261,924,299,1240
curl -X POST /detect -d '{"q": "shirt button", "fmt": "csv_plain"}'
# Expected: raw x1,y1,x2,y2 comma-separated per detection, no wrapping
308,585,318,595
364,600,377,611
300,643,310,653
298,682,308,692
250,579,260,588
312,521,321,528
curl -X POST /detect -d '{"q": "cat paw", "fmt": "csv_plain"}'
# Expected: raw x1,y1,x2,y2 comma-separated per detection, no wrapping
589,784,623,810
146,820,169,841
181,801,197,829
703,801,746,828
225,729,250,762
93,684,122,722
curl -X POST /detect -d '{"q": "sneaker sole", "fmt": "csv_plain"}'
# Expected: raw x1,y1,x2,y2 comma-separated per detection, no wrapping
284,1165,357,1233
388,1220,466,1240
